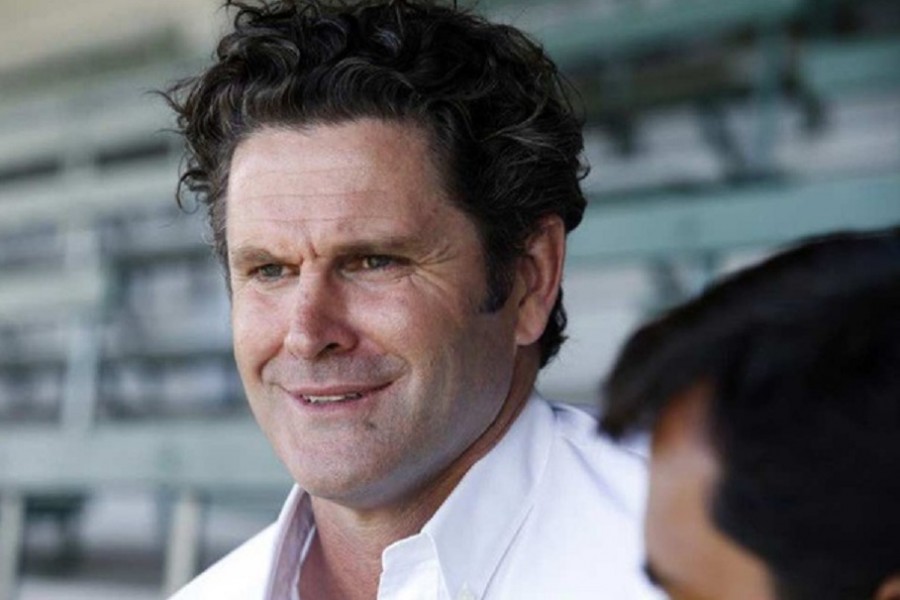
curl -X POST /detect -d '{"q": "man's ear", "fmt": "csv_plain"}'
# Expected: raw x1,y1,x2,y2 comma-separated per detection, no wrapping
513,214,566,347
875,576,900,600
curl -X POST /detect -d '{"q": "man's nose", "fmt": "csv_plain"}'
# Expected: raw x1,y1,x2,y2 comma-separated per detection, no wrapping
283,272,357,359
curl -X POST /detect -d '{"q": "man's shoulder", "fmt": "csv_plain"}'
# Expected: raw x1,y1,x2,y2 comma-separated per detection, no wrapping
544,398,647,456
486,398,660,598
168,522,280,600
542,398,650,516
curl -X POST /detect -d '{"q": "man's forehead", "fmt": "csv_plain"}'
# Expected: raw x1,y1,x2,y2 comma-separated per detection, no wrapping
224,207,448,265
229,120,444,184
230,166,392,198
226,122,453,221
227,190,419,225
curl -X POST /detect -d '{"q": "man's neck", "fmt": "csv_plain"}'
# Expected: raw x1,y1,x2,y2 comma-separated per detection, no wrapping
300,488,442,600
298,349,539,600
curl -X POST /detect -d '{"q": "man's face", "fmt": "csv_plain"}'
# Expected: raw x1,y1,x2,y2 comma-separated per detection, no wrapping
226,119,531,510
644,386,775,600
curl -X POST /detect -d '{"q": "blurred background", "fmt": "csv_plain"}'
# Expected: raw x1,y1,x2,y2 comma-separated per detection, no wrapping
0,0,898,598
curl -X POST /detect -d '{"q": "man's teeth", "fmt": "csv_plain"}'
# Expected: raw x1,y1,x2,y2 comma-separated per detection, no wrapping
305,392,363,404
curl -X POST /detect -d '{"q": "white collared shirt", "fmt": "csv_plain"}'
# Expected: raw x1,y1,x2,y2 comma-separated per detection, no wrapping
171,393,661,599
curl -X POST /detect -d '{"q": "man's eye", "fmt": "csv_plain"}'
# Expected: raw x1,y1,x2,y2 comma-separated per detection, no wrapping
360,255,395,270
253,264,285,280
343,254,410,277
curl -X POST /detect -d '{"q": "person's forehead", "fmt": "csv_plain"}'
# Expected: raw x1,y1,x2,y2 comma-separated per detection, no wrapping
651,383,715,454
648,385,720,533
231,118,445,187
223,119,485,260
227,120,458,220
645,386,720,584
646,385,776,599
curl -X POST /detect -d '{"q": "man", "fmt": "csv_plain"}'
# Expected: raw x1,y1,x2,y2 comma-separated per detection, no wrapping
600,229,900,600
166,1,657,598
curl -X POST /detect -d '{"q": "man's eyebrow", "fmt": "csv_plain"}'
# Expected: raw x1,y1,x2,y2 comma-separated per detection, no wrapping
230,246,280,267
334,235,427,256
228,235,430,266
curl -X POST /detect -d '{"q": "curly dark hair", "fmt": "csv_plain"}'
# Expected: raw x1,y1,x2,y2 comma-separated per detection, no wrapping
164,0,587,366
601,227,900,600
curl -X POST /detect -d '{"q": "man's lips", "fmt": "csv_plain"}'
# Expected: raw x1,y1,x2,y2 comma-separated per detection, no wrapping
299,391,363,404
282,382,391,405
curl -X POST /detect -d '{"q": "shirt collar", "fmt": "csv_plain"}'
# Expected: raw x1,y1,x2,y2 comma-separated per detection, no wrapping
266,486,314,599
266,391,553,600
419,391,553,598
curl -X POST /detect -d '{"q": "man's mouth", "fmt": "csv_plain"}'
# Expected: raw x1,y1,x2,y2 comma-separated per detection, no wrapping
300,392,364,404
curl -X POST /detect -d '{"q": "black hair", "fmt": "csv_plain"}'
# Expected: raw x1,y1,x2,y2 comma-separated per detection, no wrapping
600,227,900,600
164,0,587,366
